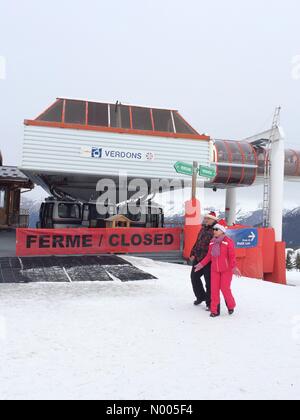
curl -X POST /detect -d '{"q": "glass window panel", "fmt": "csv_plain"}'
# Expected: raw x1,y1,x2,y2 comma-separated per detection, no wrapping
257,149,266,175
228,168,242,184
152,109,174,133
215,141,229,163
110,104,131,129
0,189,6,208
285,150,298,176
58,203,81,219
132,107,153,131
173,112,197,135
228,142,243,164
243,168,256,185
214,167,230,184
88,102,109,126
240,143,256,164
46,204,53,218
64,100,86,124
37,100,63,122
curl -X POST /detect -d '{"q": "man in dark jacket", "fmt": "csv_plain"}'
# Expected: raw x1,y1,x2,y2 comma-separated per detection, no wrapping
190,211,218,310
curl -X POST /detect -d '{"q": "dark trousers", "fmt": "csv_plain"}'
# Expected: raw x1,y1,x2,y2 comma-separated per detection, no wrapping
191,263,212,306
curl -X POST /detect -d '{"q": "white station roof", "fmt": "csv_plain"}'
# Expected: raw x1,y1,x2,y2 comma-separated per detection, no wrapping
21,98,212,201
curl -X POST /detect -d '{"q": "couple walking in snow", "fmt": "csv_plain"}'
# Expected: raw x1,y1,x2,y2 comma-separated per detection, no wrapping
190,212,241,318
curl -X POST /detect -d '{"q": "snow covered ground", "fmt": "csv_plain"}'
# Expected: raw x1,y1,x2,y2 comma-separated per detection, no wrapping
287,270,300,287
0,257,300,400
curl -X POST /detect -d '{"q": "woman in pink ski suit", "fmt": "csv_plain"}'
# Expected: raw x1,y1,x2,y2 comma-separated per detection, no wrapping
194,220,241,317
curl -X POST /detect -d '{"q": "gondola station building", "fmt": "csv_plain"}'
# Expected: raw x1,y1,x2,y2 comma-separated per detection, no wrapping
16,98,300,284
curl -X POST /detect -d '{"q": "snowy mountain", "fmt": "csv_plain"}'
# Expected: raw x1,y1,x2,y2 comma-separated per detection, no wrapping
164,207,265,227
283,208,300,248
164,206,300,248
20,196,300,247
21,196,41,228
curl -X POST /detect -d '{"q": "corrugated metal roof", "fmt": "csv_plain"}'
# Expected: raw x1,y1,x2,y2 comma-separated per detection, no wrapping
22,125,212,181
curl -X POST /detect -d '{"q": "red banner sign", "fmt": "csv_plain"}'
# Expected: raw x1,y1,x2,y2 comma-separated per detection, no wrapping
16,228,182,257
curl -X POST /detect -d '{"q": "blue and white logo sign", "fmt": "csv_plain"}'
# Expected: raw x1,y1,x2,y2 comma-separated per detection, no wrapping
91,147,103,158
227,228,258,249
81,146,155,162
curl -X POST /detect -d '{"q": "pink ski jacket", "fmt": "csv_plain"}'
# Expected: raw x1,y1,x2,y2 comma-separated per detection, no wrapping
200,236,237,273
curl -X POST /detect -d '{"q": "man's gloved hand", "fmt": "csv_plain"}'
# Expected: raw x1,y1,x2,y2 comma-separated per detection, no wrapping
233,267,242,277
194,263,203,273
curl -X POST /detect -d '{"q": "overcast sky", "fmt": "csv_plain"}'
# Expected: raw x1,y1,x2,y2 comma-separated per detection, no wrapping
0,0,299,209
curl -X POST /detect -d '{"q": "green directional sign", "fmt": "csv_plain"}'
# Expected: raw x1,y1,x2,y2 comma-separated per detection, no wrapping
174,161,194,176
174,162,216,179
199,165,217,179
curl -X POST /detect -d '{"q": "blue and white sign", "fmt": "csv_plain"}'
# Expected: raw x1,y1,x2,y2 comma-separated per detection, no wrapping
91,147,103,158
227,228,258,249
81,146,155,162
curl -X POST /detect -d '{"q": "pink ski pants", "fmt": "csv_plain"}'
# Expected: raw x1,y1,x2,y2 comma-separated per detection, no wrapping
211,271,236,314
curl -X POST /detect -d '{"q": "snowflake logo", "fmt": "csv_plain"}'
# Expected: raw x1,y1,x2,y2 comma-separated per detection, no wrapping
146,152,155,161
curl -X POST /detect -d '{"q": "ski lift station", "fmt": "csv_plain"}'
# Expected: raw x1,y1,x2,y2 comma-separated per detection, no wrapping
15,98,300,284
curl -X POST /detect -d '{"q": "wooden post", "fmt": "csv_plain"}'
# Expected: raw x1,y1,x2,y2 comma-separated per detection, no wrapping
184,162,201,261
191,161,198,200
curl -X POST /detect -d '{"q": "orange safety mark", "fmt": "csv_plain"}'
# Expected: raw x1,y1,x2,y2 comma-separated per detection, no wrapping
24,120,211,141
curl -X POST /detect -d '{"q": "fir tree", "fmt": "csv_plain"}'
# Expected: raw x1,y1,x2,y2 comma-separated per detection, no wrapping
295,253,300,272
286,252,295,271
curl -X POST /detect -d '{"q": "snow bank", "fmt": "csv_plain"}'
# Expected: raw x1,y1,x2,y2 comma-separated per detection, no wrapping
287,270,300,287
0,257,300,400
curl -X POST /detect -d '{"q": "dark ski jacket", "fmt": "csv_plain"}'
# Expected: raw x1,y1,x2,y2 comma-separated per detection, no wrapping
190,223,216,263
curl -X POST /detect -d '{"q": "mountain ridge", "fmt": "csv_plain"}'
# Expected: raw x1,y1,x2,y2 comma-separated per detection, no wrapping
21,197,300,248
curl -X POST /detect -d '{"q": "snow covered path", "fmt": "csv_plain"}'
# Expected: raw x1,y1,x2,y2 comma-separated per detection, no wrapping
0,257,299,400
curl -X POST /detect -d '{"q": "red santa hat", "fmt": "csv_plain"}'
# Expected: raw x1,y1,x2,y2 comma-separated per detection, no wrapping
204,211,218,221
214,219,228,234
